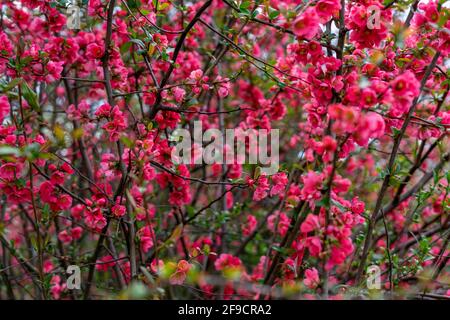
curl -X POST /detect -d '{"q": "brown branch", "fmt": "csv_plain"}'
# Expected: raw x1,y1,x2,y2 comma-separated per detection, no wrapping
355,51,441,284
84,0,118,299
148,0,213,120
263,200,308,287
149,160,246,186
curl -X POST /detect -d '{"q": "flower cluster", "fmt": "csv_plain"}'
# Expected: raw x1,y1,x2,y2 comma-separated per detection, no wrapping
0,0,448,301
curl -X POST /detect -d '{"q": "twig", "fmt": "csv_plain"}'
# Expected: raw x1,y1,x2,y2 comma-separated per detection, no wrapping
355,51,441,284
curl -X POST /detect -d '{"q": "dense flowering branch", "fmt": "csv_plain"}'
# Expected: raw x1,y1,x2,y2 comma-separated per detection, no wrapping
0,0,448,300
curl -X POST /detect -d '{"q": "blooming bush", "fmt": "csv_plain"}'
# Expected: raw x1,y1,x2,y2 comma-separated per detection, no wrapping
0,0,448,300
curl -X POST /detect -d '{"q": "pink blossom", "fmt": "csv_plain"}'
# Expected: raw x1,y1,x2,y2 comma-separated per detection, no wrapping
0,96,10,122
301,171,324,201
50,275,66,299
292,8,320,40
301,214,320,234
58,230,72,244
303,268,320,289
253,175,270,201
84,208,107,231
96,255,116,272
270,172,288,197
138,225,154,253
111,204,126,217
86,42,105,60
172,87,186,103
214,254,242,271
45,60,63,82
242,215,257,236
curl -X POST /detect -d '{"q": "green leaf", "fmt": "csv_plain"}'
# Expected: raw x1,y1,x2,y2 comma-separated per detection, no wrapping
433,169,439,184
167,224,183,243
239,8,251,16
129,38,146,50
140,266,155,284
331,198,346,211
120,41,133,54
271,245,284,253
120,135,134,148
185,205,195,218
240,1,251,10
22,143,42,161
0,146,20,156
157,2,170,11
268,8,280,20
317,195,330,207
160,50,170,61
0,78,21,93
127,281,149,299
391,126,401,137
41,204,50,224
128,0,141,9
21,82,40,111
254,166,261,179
